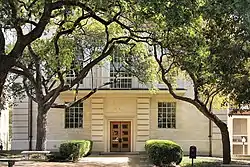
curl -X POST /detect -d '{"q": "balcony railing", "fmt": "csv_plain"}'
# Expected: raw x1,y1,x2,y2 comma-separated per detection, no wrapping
65,76,186,89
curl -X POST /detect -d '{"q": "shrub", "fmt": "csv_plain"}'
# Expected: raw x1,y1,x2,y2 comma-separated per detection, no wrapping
59,140,93,162
145,140,183,167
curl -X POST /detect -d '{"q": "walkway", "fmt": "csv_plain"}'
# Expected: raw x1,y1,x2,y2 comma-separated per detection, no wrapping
0,155,150,167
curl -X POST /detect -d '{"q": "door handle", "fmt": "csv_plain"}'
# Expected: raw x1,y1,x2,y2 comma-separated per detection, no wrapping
118,138,123,143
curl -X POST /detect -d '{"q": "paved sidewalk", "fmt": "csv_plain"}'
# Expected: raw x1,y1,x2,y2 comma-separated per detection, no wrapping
0,155,149,167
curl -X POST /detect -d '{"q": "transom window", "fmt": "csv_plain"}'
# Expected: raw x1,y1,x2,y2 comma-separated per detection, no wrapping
158,102,176,128
65,103,83,128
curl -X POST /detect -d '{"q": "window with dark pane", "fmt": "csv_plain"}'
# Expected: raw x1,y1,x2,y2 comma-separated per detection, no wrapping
65,62,84,85
110,54,132,89
158,102,176,129
65,103,83,128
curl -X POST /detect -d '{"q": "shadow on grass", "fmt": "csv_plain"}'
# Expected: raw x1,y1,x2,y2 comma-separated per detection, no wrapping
181,157,250,167
182,161,221,167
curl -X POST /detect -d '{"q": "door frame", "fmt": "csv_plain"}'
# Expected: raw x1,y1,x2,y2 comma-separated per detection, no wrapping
106,119,134,152
110,121,131,152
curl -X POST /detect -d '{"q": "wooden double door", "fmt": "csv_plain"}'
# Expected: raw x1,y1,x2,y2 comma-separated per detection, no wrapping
110,121,131,152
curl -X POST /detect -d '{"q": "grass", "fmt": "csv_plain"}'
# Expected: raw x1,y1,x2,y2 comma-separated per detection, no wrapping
180,156,250,167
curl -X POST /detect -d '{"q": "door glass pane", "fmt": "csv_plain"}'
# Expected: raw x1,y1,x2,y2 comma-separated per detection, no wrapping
122,144,128,148
122,124,128,129
122,131,128,135
113,130,118,135
113,124,118,128
123,137,128,141
113,137,119,141
112,144,118,148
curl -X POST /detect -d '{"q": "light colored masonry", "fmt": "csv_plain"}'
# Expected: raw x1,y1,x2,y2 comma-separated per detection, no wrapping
11,65,228,156
0,105,10,150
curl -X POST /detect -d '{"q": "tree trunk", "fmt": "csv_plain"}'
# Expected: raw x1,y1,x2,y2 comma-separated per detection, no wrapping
218,122,231,164
0,55,15,104
36,104,48,150
203,108,231,164
0,71,8,101
192,104,231,164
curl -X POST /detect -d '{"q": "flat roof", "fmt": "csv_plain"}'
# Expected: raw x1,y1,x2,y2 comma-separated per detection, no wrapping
229,109,250,116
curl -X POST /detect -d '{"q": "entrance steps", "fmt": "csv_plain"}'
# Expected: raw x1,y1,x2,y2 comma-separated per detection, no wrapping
98,152,140,155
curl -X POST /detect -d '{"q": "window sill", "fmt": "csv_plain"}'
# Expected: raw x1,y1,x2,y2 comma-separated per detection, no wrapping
64,128,84,130
157,128,178,131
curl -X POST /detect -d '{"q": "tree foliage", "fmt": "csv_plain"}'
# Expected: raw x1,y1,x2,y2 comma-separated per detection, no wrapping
2,0,149,150
126,0,250,164
0,0,146,105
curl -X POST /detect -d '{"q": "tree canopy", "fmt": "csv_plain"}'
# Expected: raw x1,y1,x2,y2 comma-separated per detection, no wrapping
124,0,250,164
2,0,148,150
0,0,148,106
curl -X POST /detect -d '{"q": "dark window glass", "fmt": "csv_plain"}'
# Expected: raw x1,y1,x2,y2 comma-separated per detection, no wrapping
158,102,176,129
65,103,83,129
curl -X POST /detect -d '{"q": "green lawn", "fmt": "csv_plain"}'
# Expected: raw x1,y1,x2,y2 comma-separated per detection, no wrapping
180,157,250,167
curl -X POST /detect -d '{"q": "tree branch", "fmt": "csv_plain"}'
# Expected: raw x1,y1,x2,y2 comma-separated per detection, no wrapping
53,13,91,54
41,76,49,94
43,70,65,110
153,44,227,129
10,65,36,87
8,0,53,60
8,0,23,38
51,81,113,108
19,19,38,26
22,77,37,103
66,35,132,90
28,45,42,91
0,28,5,55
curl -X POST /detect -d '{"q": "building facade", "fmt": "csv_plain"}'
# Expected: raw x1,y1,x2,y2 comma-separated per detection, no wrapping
11,64,226,156
228,111,250,156
0,106,10,150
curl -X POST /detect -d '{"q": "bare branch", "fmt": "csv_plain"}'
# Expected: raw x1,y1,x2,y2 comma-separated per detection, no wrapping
8,1,23,37
41,76,49,94
8,0,53,59
208,93,216,112
10,65,36,86
74,82,80,102
43,71,65,110
28,45,43,95
17,0,28,10
51,81,113,108
53,13,92,54
19,19,38,26
154,44,197,104
205,87,224,108
48,80,57,91
22,77,37,103
27,0,39,10
0,28,5,55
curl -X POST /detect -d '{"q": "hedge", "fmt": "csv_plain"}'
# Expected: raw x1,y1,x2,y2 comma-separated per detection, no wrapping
145,140,183,167
59,140,93,162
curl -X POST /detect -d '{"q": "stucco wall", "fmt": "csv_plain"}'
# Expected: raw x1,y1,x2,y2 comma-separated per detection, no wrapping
12,90,224,156
0,107,10,150
149,94,210,155
12,96,92,150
